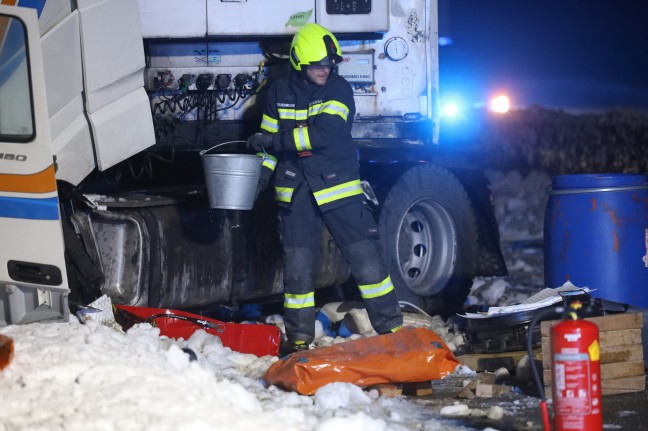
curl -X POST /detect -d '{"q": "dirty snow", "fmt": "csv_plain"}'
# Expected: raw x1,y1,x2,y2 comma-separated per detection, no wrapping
0,319,477,431
0,169,552,431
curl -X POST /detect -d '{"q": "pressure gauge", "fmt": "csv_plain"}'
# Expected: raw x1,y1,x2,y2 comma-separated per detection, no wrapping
384,37,409,61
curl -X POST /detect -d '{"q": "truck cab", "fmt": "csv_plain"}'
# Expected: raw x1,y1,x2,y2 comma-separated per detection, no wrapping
0,0,506,326
0,6,69,323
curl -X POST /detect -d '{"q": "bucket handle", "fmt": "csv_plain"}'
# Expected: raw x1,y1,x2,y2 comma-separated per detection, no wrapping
199,140,246,156
199,140,267,161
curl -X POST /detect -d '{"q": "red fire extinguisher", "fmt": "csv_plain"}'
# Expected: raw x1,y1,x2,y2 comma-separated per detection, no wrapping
550,302,603,431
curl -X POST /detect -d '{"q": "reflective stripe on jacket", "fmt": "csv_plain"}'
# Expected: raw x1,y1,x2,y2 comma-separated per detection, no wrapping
259,71,362,211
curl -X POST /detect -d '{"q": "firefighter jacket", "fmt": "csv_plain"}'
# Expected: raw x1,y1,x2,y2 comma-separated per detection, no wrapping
258,70,363,212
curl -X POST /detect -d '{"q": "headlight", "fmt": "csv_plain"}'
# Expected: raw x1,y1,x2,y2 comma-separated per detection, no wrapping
490,94,510,113
443,103,459,117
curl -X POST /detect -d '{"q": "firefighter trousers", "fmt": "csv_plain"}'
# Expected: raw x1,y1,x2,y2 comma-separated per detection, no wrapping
278,186,403,344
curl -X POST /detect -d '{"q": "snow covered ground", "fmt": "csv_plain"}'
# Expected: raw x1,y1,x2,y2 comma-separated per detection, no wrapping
0,170,554,431
2,319,453,431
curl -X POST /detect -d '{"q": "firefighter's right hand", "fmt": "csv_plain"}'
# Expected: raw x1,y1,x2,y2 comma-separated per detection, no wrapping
246,133,273,152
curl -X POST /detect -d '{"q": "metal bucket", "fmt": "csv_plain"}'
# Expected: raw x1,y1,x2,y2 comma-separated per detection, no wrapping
200,143,263,210
544,173,648,307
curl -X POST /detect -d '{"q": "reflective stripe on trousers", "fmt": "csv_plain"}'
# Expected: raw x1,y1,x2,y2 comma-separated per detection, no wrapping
358,276,394,299
279,187,403,343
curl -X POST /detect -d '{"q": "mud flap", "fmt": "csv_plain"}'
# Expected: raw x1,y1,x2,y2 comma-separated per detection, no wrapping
62,220,104,309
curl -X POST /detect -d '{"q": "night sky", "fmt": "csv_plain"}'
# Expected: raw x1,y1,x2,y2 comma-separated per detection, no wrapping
438,0,648,112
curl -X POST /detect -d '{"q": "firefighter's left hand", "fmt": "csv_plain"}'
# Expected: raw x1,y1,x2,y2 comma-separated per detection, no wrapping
246,133,273,152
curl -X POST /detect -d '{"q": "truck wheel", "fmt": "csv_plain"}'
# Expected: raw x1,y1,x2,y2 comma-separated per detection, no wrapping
378,164,478,316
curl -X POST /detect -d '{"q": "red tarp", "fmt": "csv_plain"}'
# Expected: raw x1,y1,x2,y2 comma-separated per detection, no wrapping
114,305,280,357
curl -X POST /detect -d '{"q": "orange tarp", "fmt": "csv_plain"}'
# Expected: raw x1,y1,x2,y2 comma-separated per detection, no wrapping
0,334,13,372
264,326,460,395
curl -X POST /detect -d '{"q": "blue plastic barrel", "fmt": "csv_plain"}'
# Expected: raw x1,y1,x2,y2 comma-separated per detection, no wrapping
544,174,648,308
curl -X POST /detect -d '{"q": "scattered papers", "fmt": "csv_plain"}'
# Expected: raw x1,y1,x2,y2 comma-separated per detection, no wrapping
461,282,592,319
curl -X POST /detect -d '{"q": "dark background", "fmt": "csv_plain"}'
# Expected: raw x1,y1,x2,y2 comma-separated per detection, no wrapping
438,0,648,112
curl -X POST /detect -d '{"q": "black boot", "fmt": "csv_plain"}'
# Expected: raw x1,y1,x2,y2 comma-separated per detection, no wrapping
279,340,310,357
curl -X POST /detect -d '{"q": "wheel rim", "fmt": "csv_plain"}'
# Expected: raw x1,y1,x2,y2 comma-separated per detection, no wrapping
394,198,457,296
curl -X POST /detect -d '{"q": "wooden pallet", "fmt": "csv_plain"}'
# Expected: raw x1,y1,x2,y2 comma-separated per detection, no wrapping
369,381,433,397
541,313,645,396
368,373,512,399
457,349,542,373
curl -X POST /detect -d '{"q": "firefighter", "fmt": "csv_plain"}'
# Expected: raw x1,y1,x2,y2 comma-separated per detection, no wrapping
247,23,403,356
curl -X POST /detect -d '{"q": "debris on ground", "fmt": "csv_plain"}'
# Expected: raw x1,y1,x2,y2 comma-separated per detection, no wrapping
271,301,470,355
0,333,13,372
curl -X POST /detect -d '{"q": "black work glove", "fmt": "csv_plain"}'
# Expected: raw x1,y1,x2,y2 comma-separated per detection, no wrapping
254,168,273,202
246,133,274,152
254,181,263,202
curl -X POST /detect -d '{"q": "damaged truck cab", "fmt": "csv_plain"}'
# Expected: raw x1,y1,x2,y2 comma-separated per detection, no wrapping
0,0,506,325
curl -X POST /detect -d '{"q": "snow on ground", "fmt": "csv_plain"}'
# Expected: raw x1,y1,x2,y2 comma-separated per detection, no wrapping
0,318,479,431
0,169,548,431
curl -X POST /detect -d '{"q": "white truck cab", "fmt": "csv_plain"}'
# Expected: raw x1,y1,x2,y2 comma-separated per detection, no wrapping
0,1,506,326
0,6,69,323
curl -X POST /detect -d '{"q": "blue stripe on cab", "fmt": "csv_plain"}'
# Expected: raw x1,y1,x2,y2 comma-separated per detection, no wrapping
17,0,47,17
0,196,59,220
